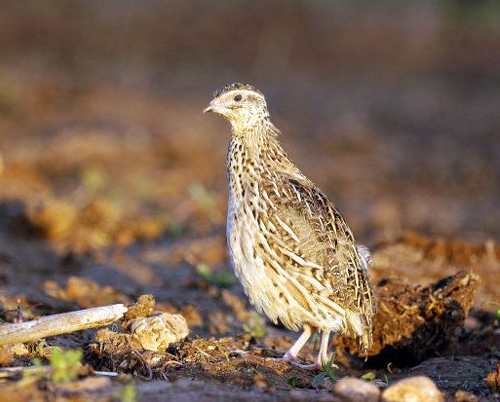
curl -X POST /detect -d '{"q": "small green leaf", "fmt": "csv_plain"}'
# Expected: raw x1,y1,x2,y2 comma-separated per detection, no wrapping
31,358,42,367
327,370,338,381
311,372,328,388
49,348,82,383
322,352,336,373
287,375,298,387
196,264,237,288
242,311,267,338
114,383,137,402
361,371,376,381
121,383,137,402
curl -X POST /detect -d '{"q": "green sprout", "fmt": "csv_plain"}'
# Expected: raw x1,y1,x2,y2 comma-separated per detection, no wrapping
287,375,298,387
311,353,338,388
491,302,500,322
116,383,137,402
21,348,83,385
196,263,237,288
242,311,267,338
20,359,46,386
361,371,377,381
49,348,83,383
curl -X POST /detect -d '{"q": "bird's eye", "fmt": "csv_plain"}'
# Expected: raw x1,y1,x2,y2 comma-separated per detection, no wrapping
234,94,242,102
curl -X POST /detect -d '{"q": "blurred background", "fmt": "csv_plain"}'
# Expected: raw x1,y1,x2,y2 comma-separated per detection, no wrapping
0,0,499,251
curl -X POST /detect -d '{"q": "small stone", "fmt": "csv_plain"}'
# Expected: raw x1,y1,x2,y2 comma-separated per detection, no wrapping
333,377,380,402
130,312,189,352
382,376,443,402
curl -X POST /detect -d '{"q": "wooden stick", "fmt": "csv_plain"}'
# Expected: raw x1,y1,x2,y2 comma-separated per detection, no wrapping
0,366,119,380
0,304,128,346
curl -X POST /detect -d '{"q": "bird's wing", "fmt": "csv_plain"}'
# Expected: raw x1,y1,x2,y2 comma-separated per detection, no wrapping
258,173,373,347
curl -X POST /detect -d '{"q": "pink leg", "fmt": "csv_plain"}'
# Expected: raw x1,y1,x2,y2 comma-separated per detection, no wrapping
291,330,337,371
320,330,330,364
279,325,313,361
319,330,337,367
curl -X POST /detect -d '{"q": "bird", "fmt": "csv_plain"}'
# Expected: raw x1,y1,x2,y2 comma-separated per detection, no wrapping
203,83,374,370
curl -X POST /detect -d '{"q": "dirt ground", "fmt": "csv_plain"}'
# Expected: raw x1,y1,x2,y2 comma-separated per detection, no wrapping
0,78,498,401
0,1,500,400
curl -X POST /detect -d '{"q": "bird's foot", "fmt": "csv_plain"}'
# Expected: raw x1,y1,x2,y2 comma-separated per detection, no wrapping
276,353,338,371
274,351,299,363
320,353,338,370
291,360,339,371
275,352,314,367
288,352,338,371
289,361,323,371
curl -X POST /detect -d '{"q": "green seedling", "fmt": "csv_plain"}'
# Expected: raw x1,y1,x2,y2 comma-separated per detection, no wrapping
361,371,376,381
242,311,267,338
49,348,83,383
20,359,46,386
21,349,82,385
491,302,500,322
196,263,237,288
115,383,137,402
311,353,338,388
287,375,298,387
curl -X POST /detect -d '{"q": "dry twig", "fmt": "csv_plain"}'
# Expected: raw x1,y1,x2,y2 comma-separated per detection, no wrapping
0,304,128,346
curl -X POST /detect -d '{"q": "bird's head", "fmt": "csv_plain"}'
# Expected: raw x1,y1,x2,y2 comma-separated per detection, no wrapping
203,83,269,129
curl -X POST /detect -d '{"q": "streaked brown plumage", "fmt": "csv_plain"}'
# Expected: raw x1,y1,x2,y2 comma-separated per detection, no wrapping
204,83,374,369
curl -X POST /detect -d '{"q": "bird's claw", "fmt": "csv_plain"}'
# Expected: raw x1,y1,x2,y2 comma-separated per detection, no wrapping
277,351,338,371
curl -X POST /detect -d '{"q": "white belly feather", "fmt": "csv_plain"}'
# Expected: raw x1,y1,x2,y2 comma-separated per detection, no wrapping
226,193,344,332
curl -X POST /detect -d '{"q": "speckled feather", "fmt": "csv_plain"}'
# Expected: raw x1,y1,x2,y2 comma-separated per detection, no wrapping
217,83,374,356
214,83,264,99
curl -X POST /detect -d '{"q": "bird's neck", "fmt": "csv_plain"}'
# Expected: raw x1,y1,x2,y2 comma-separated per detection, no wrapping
227,119,293,179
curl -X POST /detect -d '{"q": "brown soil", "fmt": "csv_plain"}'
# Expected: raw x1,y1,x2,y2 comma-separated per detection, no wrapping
1,200,499,401
0,2,500,401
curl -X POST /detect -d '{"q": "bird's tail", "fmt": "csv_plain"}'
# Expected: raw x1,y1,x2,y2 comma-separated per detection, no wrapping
345,311,371,358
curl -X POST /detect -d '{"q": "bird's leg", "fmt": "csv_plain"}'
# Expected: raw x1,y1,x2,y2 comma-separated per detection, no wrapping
279,325,313,362
290,330,338,371
319,330,337,368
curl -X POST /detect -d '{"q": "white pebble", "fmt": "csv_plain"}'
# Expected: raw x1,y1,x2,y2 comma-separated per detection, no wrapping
382,376,443,402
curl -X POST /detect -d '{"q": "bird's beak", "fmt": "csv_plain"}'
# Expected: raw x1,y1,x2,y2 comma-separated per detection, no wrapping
203,100,215,114
203,99,227,115
203,104,213,114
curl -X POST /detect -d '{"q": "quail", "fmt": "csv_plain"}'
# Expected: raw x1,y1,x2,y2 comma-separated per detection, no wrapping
204,83,374,370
